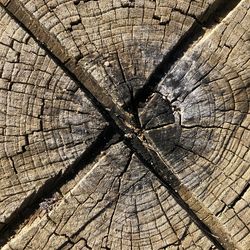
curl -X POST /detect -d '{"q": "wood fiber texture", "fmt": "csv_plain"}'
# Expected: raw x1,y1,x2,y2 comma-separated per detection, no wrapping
0,0,249,249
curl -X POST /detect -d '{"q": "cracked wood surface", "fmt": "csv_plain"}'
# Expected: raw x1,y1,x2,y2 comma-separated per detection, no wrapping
155,1,250,246
16,0,224,108
0,6,107,230
0,0,249,249
2,143,215,250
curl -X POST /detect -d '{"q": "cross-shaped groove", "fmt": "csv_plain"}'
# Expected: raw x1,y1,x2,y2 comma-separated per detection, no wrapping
0,0,244,249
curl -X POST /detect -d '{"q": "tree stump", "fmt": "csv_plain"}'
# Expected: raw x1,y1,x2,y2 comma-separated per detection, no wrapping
0,0,249,249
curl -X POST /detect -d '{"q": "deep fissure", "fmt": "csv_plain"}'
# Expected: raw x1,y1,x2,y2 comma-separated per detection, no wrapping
0,126,119,247
129,0,242,112
0,0,244,249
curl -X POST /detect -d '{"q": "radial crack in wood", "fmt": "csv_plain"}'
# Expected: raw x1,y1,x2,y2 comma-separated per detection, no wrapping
12,0,225,110
151,1,250,248
139,93,181,154
133,0,242,109
0,0,249,249
2,143,216,250
0,7,107,231
0,0,137,130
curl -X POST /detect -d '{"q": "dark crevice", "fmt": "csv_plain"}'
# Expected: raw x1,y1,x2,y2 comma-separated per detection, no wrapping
144,122,173,131
121,0,135,8
73,0,80,5
152,14,161,21
8,81,13,91
181,124,223,130
0,126,120,247
215,182,250,222
70,18,82,27
67,18,82,32
0,0,242,249
115,52,131,111
15,51,20,62
39,98,45,131
127,0,242,111
82,238,92,249
215,204,227,217
228,183,250,209
1,0,132,135
75,51,84,62
124,136,226,250
55,233,74,250
128,88,142,130
115,53,141,129
21,134,29,153
9,156,17,174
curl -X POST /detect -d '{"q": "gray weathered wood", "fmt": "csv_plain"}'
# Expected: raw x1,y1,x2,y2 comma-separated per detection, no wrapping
18,0,223,107
0,0,249,249
154,0,250,247
2,143,215,250
0,6,107,230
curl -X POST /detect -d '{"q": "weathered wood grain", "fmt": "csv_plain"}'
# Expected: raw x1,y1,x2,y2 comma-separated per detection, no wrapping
149,0,250,248
0,6,107,230
2,143,216,250
16,0,224,107
0,0,249,249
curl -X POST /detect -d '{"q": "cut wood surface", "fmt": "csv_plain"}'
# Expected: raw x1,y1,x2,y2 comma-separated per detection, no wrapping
2,143,216,250
18,0,222,107
155,1,250,246
0,0,249,249
0,6,107,230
